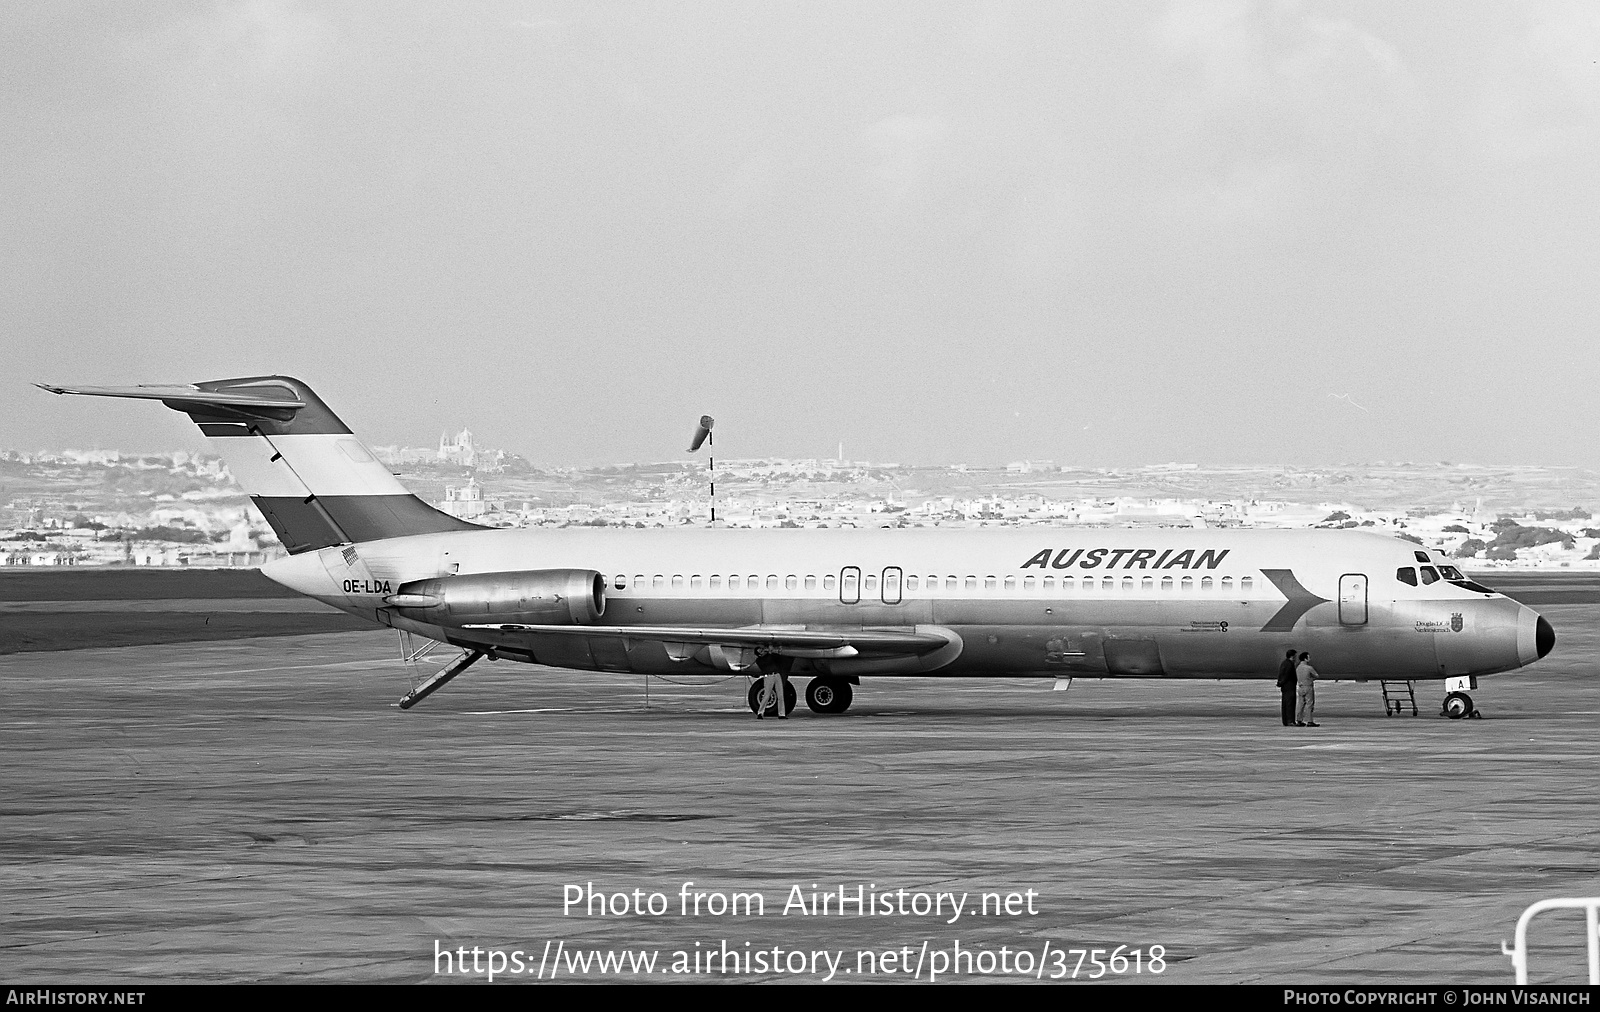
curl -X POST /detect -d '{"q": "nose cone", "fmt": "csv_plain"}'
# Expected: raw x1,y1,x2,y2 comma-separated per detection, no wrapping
1517,606,1555,666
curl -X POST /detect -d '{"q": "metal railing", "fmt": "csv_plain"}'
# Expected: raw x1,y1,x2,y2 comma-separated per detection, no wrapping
1501,897,1600,984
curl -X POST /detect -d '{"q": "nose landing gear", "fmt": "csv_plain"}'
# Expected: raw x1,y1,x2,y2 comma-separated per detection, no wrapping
1442,691,1480,720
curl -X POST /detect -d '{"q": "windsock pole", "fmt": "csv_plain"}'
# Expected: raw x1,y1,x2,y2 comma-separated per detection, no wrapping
687,414,716,525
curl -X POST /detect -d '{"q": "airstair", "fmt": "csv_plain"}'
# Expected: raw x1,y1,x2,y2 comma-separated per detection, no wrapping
1379,680,1417,716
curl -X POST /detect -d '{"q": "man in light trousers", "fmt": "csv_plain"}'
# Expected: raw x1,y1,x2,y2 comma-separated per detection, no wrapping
1295,651,1320,727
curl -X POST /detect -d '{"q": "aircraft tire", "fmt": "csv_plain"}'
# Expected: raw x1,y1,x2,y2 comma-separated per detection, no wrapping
747,678,798,716
1442,691,1474,720
805,678,853,714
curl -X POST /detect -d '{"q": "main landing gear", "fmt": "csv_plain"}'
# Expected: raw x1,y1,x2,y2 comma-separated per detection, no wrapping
743,677,856,715
746,678,797,716
1442,691,1480,720
804,677,853,715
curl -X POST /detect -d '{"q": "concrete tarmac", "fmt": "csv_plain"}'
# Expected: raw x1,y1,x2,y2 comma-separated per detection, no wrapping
2,605,1598,984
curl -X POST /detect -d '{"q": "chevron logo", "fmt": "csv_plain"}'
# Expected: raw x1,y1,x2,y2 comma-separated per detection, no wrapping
1259,570,1330,632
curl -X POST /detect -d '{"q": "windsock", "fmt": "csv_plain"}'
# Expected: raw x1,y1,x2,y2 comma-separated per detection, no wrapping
688,415,714,453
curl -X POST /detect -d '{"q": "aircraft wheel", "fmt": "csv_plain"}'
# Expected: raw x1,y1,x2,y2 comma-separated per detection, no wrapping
1442,691,1474,720
805,678,854,714
746,678,797,716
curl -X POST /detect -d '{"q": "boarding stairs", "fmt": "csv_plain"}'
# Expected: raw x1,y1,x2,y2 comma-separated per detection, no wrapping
1379,680,1417,717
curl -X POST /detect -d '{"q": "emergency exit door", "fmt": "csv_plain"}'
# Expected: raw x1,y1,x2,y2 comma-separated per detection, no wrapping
839,566,860,604
881,567,902,604
1339,573,1368,625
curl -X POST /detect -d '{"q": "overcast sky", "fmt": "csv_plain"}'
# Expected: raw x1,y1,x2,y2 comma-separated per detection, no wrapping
5,1,1598,466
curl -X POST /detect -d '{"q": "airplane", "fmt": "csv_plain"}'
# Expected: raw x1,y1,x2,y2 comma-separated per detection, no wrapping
37,375,1554,720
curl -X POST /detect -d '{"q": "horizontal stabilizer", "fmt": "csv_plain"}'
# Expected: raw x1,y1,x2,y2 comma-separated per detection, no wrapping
35,383,306,412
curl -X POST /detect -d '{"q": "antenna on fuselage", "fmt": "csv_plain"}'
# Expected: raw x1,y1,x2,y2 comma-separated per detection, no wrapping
688,415,715,523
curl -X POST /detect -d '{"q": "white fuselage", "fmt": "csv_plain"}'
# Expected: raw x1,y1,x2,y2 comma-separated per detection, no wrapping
264,526,1545,682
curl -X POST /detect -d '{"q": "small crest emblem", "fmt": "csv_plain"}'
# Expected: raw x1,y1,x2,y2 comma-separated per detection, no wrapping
1450,612,1464,633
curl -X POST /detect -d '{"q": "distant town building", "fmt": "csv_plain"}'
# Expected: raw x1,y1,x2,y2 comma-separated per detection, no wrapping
440,477,487,519
438,428,476,468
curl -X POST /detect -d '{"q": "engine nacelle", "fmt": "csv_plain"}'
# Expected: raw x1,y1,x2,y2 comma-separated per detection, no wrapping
386,569,605,627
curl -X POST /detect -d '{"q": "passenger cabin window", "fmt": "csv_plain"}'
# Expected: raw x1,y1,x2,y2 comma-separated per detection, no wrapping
1201,576,1212,591
1023,576,1035,590
824,574,836,591
864,574,878,593
984,576,997,590
1221,577,1233,591
786,575,797,590
767,575,779,590
1142,576,1153,591
691,575,702,589
653,575,665,589
1397,567,1418,586
840,568,860,604
965,576,977,590
672,575,684,589
614,575,627,590
634,575,646,591
1180,576,1193,591
1419,566,1439,585
1004,576,1015,590
946,576,958,590
710,575,722,589
1122,576,1133,591
1043,576,1055,591
1241,576,1253,591
1101,577,1113,591
1161,576,1173,591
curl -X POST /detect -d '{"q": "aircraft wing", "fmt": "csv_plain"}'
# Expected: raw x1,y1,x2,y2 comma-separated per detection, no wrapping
460,623,950,656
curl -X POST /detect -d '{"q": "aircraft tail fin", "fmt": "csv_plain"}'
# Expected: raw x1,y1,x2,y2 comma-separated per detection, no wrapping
37,376,484,554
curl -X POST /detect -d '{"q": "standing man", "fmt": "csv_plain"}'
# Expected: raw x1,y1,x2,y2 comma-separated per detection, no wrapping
755,660,787,720
1276,649,1298,727
1295,651,1320,727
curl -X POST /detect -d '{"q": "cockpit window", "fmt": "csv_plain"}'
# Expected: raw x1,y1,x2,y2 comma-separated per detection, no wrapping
1438,565,1464,581
1396,567,1418,586
1413,551,1430,564
1419,566,1439,585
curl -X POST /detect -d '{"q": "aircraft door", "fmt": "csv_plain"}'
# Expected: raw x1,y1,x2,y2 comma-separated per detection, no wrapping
1339,573,1368,625
882,567,902,605
840,566,861,604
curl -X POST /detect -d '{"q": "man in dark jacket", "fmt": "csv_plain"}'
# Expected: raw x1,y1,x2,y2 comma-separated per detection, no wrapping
1276,649,1298,726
